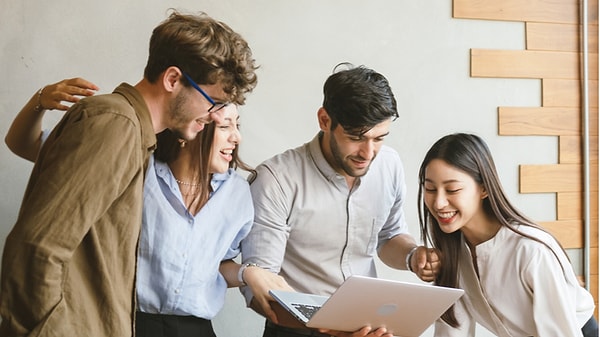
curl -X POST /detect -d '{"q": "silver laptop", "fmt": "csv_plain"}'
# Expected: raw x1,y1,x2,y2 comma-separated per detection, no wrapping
269,275,464,337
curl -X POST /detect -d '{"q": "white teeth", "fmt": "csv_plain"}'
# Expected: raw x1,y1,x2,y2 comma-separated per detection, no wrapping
438,211,457,219
221,149,233,155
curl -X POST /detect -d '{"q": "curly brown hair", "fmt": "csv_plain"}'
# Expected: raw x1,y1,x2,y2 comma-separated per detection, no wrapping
144,10,258,104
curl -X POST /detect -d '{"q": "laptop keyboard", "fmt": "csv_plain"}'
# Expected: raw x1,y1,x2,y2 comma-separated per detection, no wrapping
292,303,321,319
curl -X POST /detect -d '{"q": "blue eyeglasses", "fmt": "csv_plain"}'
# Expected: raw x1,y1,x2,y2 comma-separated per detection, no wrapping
182,71,229,113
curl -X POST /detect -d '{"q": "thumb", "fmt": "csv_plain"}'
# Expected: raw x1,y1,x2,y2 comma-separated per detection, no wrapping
262,300,279,324
416,247,428,269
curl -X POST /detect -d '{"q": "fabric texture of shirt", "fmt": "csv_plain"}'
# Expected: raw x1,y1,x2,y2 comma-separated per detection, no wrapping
435,225,596,337
136,156,253,319
241,132,408,303
0,83,155,337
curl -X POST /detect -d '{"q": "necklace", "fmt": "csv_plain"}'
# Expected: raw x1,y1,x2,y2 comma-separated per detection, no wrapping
174,177,201,187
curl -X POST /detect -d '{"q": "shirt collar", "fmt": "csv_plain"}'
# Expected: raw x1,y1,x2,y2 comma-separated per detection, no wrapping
113,83,156,153
308,132,349,184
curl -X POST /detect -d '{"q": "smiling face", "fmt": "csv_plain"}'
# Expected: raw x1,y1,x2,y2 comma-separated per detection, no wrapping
423,159,489,237
319,108,391,180
168,81,229,142
208,104,241,174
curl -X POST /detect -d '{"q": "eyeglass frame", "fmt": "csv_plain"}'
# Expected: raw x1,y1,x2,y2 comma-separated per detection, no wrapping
182,71,229,113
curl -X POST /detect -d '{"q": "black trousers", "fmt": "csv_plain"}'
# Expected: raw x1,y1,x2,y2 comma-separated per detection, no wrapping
262,321,329,337
582,315,599,337
136,311,217,337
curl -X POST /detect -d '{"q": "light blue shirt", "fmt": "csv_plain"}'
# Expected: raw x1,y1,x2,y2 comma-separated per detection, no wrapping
136,156,254,319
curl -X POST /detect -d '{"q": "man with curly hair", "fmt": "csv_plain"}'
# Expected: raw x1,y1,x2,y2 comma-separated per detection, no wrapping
0,10,257,337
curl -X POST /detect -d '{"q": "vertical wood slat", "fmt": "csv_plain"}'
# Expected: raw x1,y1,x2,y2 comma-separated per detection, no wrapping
559,136,581,164
591,248,599,273
559,135,597,167
453,0,579,24
540,220,582,248
543,79,599,108
498,107,580,136
557,192,581,220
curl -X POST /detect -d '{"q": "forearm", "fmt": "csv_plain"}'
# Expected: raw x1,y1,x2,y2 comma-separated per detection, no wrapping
219,260,244,288
6,78,99,162
378,233,417,270
5,89,45,162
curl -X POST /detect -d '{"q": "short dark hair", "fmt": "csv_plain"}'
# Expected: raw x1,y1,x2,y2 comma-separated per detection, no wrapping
322,63,398,134
144,10,258,105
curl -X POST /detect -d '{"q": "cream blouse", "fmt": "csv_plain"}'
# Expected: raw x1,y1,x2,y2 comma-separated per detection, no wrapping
435,225,595,337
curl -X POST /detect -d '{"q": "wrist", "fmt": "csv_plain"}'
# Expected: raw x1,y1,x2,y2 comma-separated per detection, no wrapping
405,246,418,272
238,263,260,286
33,86,46,113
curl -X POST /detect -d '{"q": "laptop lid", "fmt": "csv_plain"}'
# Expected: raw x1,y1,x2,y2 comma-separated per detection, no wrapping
270,275,464,337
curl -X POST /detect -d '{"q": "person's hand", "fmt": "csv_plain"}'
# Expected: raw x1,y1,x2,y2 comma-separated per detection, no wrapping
243,266,294,324
319,326,394,337
411,246,441,282
40,77,98,111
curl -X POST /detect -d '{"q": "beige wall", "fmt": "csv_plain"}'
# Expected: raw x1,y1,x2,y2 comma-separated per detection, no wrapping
0,1,582,335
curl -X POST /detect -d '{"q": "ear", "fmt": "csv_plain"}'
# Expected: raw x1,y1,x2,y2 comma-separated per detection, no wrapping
317,107,330,131
480,185,489,199
162,66,183,93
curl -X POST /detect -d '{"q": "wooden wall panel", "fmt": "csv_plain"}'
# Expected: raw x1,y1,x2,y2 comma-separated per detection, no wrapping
453,0,578,24
540,220,582,248
560,135,599,164
527,23,599,52
520,164,581,193
543,79,599,108
498,107,580,136
559,136,581,164
471,49,583,80
455,0,598,317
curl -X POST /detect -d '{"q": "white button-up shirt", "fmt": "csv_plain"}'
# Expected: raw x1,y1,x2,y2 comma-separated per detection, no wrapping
241,133,408,301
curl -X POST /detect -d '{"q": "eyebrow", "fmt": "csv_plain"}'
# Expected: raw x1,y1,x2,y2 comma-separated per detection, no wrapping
344,130,390,138
424,178,463,184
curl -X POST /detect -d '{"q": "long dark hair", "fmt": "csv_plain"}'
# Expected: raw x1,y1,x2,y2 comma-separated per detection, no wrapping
417,133,566,327
154,123,254,209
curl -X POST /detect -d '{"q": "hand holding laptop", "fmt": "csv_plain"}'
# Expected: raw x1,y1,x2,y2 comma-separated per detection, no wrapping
242,265,294,324
270,275,464,337
270,300,395,337
319,325,394,337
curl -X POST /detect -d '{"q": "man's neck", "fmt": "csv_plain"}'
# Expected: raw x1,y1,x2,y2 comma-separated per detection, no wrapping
134,79,166,134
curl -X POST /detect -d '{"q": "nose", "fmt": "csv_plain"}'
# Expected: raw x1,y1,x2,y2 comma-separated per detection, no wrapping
358,140,375,160
230,128,241,145
432,191,448,210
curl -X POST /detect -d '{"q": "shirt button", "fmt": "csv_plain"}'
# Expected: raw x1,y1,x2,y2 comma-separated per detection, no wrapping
174,289,180,294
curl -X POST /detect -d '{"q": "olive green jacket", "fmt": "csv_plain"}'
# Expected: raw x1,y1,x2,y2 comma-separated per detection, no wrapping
0,83,155,337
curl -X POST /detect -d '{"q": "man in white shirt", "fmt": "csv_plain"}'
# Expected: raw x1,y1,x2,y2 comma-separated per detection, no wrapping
241,63,440,337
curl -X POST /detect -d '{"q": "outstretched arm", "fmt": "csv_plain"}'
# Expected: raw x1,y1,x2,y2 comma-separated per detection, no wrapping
5,78,98,162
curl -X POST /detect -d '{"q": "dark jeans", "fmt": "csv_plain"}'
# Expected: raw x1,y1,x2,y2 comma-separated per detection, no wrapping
136,311,216,337
582,315,599,337
263,321,329,337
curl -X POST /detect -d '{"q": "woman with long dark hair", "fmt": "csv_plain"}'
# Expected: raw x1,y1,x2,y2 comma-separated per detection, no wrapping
418,133,597,337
